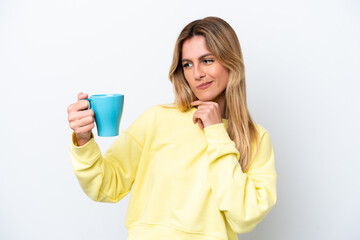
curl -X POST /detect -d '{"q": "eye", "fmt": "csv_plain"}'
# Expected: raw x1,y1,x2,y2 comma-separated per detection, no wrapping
182,62,192,69
203,59,214,64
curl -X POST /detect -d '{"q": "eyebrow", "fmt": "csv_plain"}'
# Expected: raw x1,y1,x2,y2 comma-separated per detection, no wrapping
181,53,214,63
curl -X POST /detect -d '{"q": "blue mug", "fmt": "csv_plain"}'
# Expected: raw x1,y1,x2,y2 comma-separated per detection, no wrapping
86,94,124,137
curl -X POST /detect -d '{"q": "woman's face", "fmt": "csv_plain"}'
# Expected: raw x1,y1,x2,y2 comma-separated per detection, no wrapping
181,35,229,102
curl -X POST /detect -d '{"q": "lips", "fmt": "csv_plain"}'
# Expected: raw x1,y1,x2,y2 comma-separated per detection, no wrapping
197,81,213,90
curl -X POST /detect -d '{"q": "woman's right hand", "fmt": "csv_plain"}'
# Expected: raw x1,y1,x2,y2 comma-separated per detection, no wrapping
67,92,95,146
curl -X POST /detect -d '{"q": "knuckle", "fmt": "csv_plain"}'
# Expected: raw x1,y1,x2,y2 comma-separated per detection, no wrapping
78,100,85,108
70,122,78,130
68,113,76,122
86,115,94,122
67,104,74,113
77,99,84,105
73,102,82,111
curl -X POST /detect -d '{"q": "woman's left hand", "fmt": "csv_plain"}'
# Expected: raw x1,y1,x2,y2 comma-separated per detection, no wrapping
191,100,222,130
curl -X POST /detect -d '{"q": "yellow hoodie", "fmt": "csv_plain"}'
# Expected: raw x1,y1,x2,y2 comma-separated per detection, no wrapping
70,105,277,240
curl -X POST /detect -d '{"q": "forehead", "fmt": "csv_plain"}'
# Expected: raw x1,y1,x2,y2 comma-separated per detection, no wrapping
182,35,211,60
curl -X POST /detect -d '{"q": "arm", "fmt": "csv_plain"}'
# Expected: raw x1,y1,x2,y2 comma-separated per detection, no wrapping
204,123,277,233
69,129,142,203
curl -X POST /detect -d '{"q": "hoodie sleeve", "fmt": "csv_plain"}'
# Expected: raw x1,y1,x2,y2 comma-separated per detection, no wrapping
204,123,277,233
69,107,154,203
69,130,143,203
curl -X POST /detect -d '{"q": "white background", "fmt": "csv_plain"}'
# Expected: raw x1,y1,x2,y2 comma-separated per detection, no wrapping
1,0,359,239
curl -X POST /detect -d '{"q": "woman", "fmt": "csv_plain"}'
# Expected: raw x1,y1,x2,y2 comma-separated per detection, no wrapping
67,16,276,240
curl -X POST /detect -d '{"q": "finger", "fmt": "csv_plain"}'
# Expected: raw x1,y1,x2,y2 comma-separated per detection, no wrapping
79,99,90,110
68,100,90,113
78,115,95,127
191,100,216,106
68,109,94,122
191,100,204,106
192,110,207,124
75,98,90,111
197,119,204,130
196,104,220,115
197,104,213,110
193,108,210,117
73,123,95,136
70,115,95,130
77,92,88,101
193,111,200,124
192,113,204,128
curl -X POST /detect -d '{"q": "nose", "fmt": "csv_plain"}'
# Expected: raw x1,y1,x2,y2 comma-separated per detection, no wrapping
194,64,206,80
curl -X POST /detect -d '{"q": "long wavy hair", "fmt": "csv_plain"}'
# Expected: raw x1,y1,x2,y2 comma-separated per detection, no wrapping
168,16,258,172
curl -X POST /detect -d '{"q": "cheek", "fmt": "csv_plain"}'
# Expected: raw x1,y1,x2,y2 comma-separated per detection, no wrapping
223,72,229,87
216,68,229,88
184,72,195,88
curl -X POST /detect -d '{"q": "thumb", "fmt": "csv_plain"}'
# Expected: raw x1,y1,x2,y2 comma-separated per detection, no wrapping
77,92,88,101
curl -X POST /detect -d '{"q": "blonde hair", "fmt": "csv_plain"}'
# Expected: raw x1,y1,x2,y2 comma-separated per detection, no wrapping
168,16,258,172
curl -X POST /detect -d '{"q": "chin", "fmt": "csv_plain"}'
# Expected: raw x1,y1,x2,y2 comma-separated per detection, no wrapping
195,93,220,102
195,96,213,101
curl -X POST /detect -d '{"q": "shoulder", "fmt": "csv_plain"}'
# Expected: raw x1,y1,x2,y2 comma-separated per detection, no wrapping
132,104,176,118
136,104,180,119
126,104,186,141
128,104,183,129
139,104,188,120
251,123,274,156
248,123,275,172
255,124,270,140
